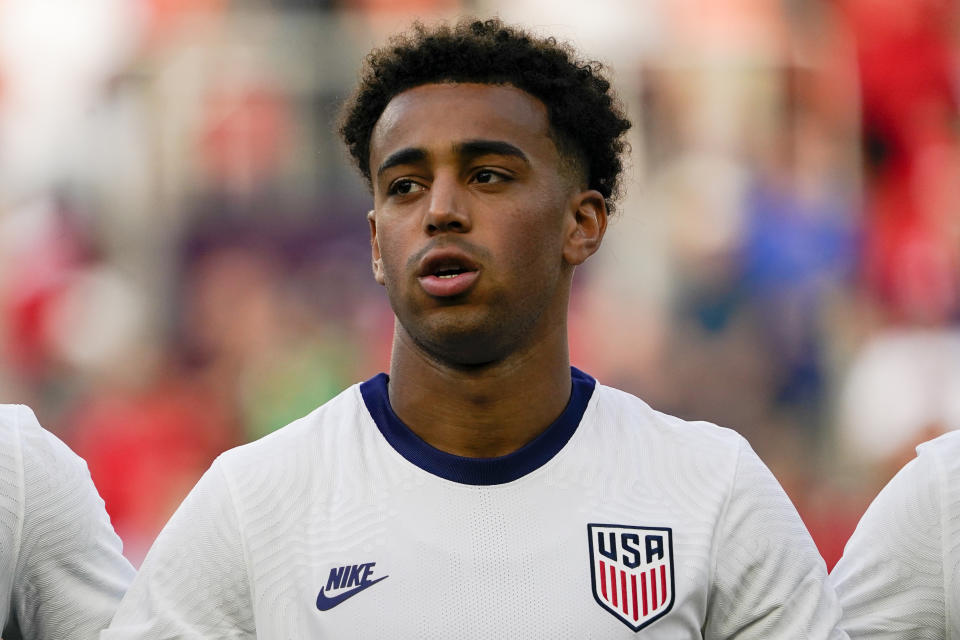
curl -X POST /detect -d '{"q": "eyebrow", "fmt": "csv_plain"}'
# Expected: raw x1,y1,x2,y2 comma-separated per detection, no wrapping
454,140,529,164
375,139,529,178
376,148,428,178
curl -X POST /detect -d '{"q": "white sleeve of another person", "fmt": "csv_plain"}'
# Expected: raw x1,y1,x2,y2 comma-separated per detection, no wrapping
103,458,256,639
10,405,135,640
704,438,848,639
829,433,960,640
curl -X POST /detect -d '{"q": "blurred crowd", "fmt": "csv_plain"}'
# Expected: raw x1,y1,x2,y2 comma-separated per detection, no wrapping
1,0,959,567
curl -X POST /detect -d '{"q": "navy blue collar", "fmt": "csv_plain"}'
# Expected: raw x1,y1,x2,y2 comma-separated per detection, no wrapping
360,367,596,486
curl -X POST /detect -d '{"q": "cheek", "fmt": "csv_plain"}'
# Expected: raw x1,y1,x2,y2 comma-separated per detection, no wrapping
503,207,566,271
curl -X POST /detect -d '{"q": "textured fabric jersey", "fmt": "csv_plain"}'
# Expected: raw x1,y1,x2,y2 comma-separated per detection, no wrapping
106,369,846,639
0,404,134,639
830,430,960,639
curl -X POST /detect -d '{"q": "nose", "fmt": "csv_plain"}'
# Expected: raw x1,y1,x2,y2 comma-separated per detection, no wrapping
424,172,471,234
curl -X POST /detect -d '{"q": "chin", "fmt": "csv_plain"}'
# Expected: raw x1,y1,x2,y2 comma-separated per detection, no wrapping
407,320,513,368
425,332,507,367
394,297,548,368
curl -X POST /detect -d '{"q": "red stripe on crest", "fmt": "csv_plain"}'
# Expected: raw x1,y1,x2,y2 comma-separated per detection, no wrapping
660,564,667,604
620,570,628,614
610,565,618,607
641,571,648,617
599,560,607,599
650,568,658,608
631,574,639,621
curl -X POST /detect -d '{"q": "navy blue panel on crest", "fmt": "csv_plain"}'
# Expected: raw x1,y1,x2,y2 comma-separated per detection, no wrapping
359,366,596,486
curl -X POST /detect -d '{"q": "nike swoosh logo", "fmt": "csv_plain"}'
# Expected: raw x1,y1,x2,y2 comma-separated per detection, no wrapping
316,575,389,611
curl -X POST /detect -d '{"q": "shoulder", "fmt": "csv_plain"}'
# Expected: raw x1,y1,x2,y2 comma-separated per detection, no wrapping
0,404,26,479
592,383,745,444
897,430,960,522
588,382,794,534
0,404,84,474
829,433,954,638
0,403,32,449
916,430,960,592
836,440,944,554
582,383,755,518
856,430,960,529
836,450,940,558
0,406,30,590
214,383,367,479
917,429,960,477
0,404,103,516
590,382,747,465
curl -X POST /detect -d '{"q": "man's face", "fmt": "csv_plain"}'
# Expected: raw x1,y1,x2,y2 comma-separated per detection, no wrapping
367,82,602,365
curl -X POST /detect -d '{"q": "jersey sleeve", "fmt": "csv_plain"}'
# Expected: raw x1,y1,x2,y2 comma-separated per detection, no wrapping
103,458,256,639
703,438,848,640
828,456,945,639
10,405,135,640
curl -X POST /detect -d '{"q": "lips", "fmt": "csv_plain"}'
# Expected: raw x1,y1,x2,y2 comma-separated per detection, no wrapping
417,249,480,297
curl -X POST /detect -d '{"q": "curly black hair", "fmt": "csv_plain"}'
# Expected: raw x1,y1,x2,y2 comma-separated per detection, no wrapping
339,18,632,212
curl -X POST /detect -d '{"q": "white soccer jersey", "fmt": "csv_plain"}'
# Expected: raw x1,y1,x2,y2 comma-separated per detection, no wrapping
0,404,134,639
106,369,846,639
830,430,960,639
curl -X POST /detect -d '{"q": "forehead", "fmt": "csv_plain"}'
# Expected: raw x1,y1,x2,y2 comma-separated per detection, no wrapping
369,83,556,171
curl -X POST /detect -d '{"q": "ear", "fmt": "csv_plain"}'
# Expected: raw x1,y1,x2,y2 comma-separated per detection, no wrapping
562,190,607,266
368,209,386,285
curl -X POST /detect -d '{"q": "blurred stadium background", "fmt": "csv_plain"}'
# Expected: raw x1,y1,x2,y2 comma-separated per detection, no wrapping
1,0,958,567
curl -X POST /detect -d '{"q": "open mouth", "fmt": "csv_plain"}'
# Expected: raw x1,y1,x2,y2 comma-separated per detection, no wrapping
417,252,480,297
434,266,471,279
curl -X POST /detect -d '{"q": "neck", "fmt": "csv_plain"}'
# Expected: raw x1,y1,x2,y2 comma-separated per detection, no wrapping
387,322,573,458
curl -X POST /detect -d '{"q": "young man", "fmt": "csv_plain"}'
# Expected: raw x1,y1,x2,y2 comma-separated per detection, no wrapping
830,430,960,639
0,404,134,639
105,19,847,638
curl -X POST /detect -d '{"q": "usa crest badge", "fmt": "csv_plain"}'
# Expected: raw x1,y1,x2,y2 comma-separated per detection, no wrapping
587,523,675,631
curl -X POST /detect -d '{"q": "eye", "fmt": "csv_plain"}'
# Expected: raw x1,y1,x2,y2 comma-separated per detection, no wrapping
472,169,508,185
388,179,426,196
